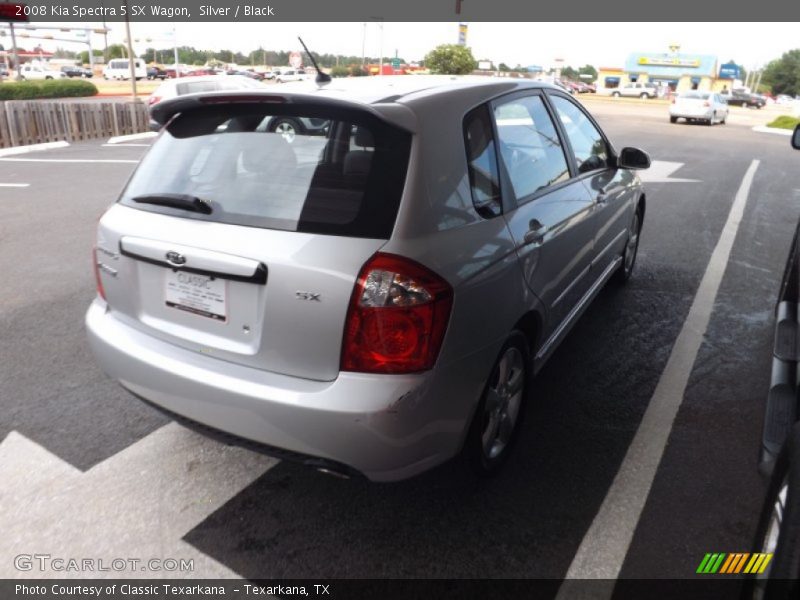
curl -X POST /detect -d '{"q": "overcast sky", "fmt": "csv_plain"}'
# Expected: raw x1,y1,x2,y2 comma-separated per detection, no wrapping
8,22,798,69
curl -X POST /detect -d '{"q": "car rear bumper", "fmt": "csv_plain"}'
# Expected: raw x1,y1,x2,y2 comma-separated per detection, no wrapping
669,108,714,119
85,299,464,481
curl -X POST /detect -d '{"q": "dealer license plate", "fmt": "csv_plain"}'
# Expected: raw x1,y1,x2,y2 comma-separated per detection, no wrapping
165,270,227,322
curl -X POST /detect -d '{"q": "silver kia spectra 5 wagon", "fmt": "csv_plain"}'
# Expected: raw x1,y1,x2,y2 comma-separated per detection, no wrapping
86,76,650,481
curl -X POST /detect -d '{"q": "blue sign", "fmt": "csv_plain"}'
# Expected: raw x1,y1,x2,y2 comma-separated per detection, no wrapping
526,65,543,72
719,62,742,80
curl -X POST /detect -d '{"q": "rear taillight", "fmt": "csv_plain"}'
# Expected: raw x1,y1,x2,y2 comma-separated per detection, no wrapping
671,98,676,104
703,101,710,107
148,95,161,106
92,246,106,300
341,253,453,374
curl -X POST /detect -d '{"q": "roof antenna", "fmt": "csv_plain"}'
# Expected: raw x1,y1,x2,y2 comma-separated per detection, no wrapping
298,37,332,87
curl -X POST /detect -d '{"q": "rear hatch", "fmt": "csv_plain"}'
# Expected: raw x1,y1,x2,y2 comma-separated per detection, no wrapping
97,97,412,381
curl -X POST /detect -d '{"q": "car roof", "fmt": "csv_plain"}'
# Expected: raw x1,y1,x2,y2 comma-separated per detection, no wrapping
151,76,561,127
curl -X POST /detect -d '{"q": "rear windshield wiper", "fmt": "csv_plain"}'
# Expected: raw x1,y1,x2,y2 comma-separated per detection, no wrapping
131,194,213,214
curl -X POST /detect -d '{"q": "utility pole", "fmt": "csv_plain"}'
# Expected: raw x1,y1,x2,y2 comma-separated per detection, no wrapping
123,0,137,98
9,22,20,80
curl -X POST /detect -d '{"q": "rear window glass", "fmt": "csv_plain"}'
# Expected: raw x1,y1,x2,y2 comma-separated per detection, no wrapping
681,92,709,99
120,105,412,239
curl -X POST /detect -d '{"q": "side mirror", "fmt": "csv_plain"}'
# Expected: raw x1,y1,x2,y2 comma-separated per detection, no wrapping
792,124,800,150
618,147,651,170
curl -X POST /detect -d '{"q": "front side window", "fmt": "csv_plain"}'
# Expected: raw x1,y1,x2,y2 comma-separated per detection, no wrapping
493,95,569,202
463,104,501,217
549,95,609,174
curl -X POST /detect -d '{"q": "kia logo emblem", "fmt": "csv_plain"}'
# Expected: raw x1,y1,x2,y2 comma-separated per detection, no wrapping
166,251,187,266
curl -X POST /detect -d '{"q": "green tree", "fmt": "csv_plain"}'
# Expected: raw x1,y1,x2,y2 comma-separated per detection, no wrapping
561,66,579,80
578,64,597,80
762,49,800,96
77,49,104,64
498,63,510,72
106,44,128,60
423,44,476,75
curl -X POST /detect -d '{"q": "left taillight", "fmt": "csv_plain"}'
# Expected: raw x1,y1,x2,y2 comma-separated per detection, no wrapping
148,95,161,106
92,246,106,300
341,253,453,374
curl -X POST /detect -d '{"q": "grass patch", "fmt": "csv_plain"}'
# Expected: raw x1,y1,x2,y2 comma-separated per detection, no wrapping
767,115,800,130
0,79,98,100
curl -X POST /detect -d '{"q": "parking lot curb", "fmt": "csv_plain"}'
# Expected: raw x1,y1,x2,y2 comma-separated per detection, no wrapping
0,141,69,157
752,126,793,136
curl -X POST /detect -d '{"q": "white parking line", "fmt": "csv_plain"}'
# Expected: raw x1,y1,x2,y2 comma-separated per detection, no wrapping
101,143,152,147
0,158,139,164
107,132,157,144
0,423,277,578
557,160,760,589
0,183,30,188
0,141,69,157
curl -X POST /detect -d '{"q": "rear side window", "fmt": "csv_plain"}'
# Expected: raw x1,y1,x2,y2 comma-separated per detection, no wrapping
463,105,501,217
120,105,412,239
493,95,570,202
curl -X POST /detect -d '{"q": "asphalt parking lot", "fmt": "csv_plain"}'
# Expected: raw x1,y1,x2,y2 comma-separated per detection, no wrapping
1,99,799,592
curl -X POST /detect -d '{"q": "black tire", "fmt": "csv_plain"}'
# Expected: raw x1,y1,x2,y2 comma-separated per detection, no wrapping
612,91,621,97
466,332,530,477
706,117,713,126
670,116,678,123
613,207,643,284
45,76,53,80
744,424,800,600
269,117,304,142
640,92,648,99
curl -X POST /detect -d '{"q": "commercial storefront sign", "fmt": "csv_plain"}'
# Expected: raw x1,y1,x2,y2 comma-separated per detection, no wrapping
638,57,700,68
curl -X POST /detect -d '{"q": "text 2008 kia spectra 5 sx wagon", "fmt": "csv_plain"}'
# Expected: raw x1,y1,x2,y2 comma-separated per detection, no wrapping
86,76,650,481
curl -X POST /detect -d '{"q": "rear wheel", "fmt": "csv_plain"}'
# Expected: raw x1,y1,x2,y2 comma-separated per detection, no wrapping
612,91,621,97
640,92,648,99
670,116,678,123
466,332,530,477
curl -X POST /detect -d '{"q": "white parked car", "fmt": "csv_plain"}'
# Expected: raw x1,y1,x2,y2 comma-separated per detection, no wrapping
612,82,658,99
19,64,66,80
669,91,729,125
147,74,265,129
275,69,308,83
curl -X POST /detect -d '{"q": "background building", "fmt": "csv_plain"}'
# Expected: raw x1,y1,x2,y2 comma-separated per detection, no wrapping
597,51,742,95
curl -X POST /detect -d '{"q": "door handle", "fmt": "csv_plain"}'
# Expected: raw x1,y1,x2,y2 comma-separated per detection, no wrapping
523,219,546,245
596,192,608,205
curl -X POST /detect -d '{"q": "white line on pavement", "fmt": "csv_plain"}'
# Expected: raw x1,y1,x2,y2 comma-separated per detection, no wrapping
0,183,30,188
557,159,760,593
0,423,278,578
0,158,139,164
0,141,69,157
107,132,157,144
101,143,152,147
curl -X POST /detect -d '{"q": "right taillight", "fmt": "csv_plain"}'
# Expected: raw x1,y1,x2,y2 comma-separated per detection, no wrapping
92,246,106,300
341,253,453,374
148,95,161,106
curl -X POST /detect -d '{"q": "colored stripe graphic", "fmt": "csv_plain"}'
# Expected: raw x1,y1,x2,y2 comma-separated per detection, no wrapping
698,553,773,575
